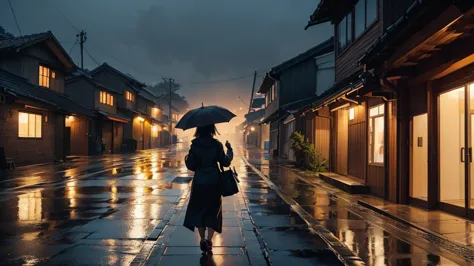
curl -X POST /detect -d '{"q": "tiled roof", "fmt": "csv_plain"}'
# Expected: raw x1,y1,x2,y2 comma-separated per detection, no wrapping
138,87,159,104
305,0,358,30
67,72,122,94
257,37,334,93
0,68,95,117
0,31,76,69
0,31,50,50
90,63,146,88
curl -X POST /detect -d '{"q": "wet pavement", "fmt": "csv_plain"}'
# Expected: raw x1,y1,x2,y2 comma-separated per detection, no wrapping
2,142,472,265
141,148,342,266
0,144,193,265
244,147,474,266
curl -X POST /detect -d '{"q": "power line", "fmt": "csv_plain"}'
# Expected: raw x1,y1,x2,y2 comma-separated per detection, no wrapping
50,1,80,32
182,73,264,86
8,0,23,38
68,40,78,55
84,46,101,66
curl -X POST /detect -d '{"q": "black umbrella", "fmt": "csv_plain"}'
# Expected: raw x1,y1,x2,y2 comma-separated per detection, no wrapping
175,104,236,130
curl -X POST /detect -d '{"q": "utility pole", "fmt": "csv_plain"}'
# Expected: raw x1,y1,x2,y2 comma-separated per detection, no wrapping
76,30,87,69
162,78,179,145
248,70,257,113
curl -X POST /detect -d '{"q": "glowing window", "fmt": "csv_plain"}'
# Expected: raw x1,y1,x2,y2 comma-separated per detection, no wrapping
18,112,42,138
100,91,114,106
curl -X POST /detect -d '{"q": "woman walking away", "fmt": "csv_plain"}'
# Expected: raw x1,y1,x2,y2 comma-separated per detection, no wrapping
183,124,233,254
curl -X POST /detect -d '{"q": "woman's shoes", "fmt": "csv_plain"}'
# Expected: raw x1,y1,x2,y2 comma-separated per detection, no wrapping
200,239,209,252
200,239,213,253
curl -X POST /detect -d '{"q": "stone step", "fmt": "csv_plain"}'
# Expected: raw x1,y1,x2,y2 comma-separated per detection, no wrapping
319,172,369,194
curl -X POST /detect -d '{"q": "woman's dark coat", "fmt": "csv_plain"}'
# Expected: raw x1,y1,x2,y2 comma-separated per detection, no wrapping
183,136,233,233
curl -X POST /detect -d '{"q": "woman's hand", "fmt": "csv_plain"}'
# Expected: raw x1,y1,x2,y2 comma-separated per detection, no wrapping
225,141,232,150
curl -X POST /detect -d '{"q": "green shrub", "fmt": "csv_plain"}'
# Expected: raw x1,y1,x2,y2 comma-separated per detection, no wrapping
290,132,328,172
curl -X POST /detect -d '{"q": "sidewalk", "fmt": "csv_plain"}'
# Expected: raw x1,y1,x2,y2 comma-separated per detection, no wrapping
245,146,474,264
139,168,270,265
290,166,474,252
139,157,346,266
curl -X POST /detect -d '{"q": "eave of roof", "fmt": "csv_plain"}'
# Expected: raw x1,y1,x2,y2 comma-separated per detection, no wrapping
256,73,276,94
305,0,358,30
90,63,146,88
0,31,77,71
67,73,122,95
272,37,334,76
0,69,95,117
359,0,473,68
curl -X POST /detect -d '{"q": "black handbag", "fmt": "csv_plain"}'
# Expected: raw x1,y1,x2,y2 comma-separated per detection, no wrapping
220,165,240,197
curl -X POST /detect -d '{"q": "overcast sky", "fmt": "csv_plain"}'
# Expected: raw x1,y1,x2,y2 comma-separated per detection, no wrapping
0,0,331,125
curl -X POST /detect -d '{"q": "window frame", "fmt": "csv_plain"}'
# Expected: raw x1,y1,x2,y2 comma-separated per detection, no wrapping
18,111,43,139
368,104,385,166
337,0,379,56
39,65,56,88
100,91,114,107
126,91,134,102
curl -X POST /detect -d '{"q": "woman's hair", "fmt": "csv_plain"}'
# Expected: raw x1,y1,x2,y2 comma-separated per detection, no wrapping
194,124,219,138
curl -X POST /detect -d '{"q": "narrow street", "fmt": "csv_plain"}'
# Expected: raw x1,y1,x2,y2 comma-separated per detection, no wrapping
2,142,473,265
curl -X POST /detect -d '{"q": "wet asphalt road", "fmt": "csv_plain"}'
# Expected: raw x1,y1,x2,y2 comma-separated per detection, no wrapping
0,144,192,265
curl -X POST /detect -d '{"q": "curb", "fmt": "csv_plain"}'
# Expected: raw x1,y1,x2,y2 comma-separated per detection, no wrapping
277,163,474,264
243,157,365,266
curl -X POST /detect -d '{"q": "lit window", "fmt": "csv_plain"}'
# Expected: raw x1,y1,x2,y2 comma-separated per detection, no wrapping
39,65,51,88
18,112,42,138
368,104,384,164
126,91,134,102
100,91,114,106
349,108,355,120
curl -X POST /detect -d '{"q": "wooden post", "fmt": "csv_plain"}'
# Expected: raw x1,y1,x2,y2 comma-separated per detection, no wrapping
427,81,438,209
397,81,410,204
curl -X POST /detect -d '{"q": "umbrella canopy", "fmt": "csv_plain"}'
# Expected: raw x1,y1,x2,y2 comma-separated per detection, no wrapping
175,104,236,130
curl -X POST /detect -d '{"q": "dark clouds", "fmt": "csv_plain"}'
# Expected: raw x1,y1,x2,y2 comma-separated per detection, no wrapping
0,0,331,124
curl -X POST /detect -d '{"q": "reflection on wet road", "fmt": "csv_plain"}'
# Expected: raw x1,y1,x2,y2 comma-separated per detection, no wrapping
245,148,470,266
0,144,192,265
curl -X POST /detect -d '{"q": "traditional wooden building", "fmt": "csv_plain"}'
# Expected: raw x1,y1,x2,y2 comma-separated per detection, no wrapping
305,0,416,200
258,38,334,161
0,32,95,165
359,0,474,217
88,63,163,150
65,72,129,154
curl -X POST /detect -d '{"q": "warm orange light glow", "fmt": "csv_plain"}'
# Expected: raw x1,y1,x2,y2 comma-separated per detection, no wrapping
19,112,28,124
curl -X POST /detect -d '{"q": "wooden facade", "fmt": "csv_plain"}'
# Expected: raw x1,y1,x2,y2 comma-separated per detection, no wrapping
0,32,97,165
303,0,421,201
352,0,474,218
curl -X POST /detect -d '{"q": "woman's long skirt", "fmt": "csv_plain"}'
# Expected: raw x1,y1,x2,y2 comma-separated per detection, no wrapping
183,182,223,234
